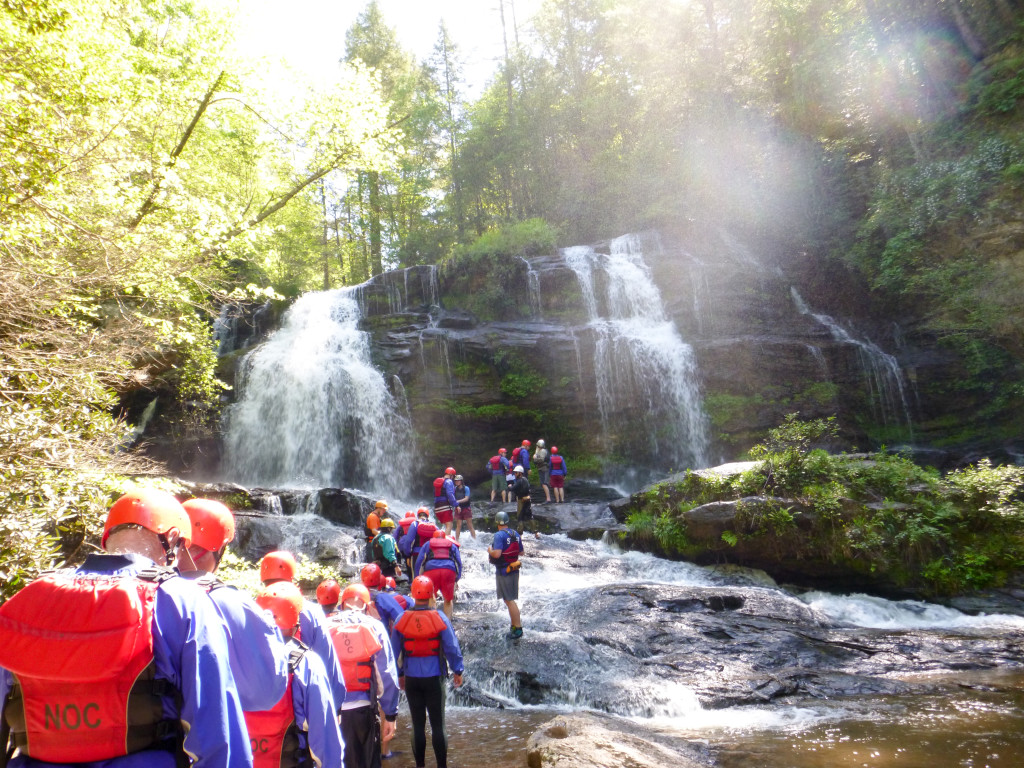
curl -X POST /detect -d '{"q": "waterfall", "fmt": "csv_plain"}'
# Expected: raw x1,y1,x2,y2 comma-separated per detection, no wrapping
564,234,710,470
221,288,416,495
791,287,913,439
519,256,543,317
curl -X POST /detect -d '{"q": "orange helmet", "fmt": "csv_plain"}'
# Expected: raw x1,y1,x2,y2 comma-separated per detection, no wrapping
255,582,304,633
102,489,191,549
444,466,456,476
260,551,298,583
341,583,371,609
181,499,235,553
360,563,383,588
416,506,430,519
316,578,341,606
432,529,447,539
522,439,531,447
410,575,435,601
404,510,415,518
375,500,388,510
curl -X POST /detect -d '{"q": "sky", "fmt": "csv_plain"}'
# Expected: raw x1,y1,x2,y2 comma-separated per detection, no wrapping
237,0,545,97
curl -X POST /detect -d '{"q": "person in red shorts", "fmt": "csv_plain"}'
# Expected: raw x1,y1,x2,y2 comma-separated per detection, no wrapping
549,446,569,503
415,529,462,620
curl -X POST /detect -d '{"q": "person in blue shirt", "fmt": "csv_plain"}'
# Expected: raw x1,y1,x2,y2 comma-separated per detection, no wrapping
452,474,476,542
324,583,401,768
485,448,510,502
488,510,525,639
400,507,435,570
434,467,459,536
390,576,464,768
261,550,347,714
549,446,569,503
360,562,406,634
251,581,345,768
177,498,288,712
0,488,252,768
415,530,463,620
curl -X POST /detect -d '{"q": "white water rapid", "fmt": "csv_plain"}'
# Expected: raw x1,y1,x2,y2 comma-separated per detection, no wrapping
564,234,710,470
221,289,416,495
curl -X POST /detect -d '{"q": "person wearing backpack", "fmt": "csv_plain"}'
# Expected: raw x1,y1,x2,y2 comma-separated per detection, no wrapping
324,584,400,768
433,467,458,535
415,529,463,620
485,448,510,502
488,510,524,639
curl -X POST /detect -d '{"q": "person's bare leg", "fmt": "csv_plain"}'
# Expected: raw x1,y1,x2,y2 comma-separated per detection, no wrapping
505,599,521,627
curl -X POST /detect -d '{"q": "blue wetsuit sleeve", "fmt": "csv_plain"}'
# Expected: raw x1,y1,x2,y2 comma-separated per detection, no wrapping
399,524,414,557
440,613,464,675
390,626,405,676
454,546,463,579
445,481,457,508
294,652,345,768
372,621,401,717
210,587,288,712
301,604,347,713
415,545,427,576
0,668,10,709
154,580,252,768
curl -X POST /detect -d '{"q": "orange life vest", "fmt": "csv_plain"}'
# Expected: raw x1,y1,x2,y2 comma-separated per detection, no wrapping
326,620,382,694
0,567,181,764
244,641,305,768
393,607,448,659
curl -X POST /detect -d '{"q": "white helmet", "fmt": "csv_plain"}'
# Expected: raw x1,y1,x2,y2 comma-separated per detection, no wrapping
513,465,525,473
537,439,545,447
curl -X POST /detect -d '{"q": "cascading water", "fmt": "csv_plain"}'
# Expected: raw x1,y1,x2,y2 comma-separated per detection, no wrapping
564,234,710,470
791,287,914,440
221,288,416,495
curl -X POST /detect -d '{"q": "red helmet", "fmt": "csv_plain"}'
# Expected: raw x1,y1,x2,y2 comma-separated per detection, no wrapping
316,578,341,606
102,489,191,549
404,510,416,518
410,575,435,601
360,563,383,588
432,529,447,539
552,446,559,454
445,466,456,476
416,506,430,519
522,440,531,447
256,581,304,633
384,576,398,590
260,551,298,583
341,583,371,609
499,447,507,454
182,499,235,553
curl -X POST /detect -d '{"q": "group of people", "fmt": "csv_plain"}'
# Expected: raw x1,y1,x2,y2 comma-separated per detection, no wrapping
0,489,496,768
486,439,568,506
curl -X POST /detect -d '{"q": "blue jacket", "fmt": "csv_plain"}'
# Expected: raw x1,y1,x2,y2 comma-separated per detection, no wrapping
300,601,347,713
400,520,431,559
436,478,457,507
515,448,530,472
327,610,401,718
415,537,463,579
0,553,251,768
286,639,345,768
390,607,464,679
182,572,289,712
370,588,406,634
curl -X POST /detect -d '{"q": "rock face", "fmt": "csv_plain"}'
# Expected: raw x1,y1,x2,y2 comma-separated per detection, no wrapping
526,712,712,768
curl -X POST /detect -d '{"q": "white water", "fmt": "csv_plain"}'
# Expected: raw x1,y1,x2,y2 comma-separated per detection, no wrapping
564,234,710,470
791,287,914,439
221,289,416,495
800,591,1024,630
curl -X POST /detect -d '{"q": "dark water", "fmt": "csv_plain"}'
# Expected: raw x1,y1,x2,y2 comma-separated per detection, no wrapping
391,672,1024,768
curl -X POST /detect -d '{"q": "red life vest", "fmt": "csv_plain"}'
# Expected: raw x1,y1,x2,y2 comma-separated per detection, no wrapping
550,455,565,472
432,477,445,499
415,522,437,547
424,536,459,565
393,593,410,609
512,447,522,464
398,516,415,535
489,456,502,471
0,568,181,764
244,641,305,768
490,532,523,567
393,607,448,659
326,620,382,694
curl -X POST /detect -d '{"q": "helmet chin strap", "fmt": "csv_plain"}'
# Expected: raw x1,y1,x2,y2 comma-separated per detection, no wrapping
157,532,179,567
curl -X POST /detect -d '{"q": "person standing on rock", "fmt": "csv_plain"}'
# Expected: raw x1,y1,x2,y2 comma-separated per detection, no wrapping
390,576,464,768
486,448,510,502
452,474,476,541
371,517,403,579
549,446,568,503
433,466,458,536
488,510,524,639
365,500,386,561
533,439,551,503
416,529,463,620
512,464,539,539
512,439,531,477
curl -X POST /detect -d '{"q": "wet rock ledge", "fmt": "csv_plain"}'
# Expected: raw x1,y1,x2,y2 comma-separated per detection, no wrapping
526,711,711,768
